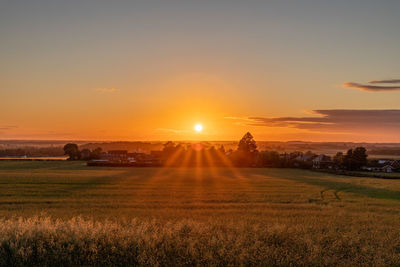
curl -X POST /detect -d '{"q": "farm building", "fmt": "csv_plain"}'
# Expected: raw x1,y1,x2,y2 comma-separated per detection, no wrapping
294,154,316,162
364,159,400,173
382,165,395,173
312,154,333,169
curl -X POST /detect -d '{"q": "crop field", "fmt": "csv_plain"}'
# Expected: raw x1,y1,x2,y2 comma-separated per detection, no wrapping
0,161,399,266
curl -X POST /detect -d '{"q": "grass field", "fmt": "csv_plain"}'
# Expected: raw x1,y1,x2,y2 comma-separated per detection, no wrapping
0,161,399,265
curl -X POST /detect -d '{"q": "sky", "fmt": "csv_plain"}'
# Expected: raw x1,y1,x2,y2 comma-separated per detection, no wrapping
1,0,400,142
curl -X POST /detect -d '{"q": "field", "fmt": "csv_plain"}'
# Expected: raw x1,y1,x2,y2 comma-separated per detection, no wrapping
0,161,399,266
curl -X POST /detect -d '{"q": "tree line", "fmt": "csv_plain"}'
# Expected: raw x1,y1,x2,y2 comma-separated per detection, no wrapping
63,144,103,160
160,132,368,170
63,132,368,170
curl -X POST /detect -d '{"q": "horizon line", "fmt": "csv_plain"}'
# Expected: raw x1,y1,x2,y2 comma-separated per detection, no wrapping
1,139,400,144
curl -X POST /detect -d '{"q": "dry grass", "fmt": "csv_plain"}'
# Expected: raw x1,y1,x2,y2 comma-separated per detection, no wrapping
1,216,399,266
0,161,399,266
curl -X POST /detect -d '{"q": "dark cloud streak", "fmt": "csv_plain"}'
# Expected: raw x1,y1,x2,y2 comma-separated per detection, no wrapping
369,79,400,84
343,78,400,92
343,82,400,92
232,110,400,133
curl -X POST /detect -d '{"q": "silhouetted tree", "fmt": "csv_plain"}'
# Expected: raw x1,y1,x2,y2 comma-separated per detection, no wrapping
162,141,187,165
352,147,368,169
231,132,259,167
343,147,367,170
63,143,80,160
237,132,258,153
91,147,103,159
163,141,175,151
80,149,92,160
256,151,280,167
162,141,175,158
344,149,354,170
333,152,344,168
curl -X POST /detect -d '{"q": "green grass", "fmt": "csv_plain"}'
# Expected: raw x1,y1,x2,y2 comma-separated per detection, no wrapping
0,161,399,266
347,170,400,179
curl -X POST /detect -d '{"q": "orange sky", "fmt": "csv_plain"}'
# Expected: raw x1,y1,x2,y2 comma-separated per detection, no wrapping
1,1,400,142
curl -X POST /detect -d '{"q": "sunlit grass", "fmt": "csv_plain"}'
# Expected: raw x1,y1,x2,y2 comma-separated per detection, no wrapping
1,215,399,266
0,161,399,265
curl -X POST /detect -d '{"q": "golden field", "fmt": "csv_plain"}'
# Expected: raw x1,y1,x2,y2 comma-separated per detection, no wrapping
0,161,399,266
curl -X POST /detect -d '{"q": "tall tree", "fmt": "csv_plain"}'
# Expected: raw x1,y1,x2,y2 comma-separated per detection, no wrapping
63,143,80,160
344,147,368,170
352,147,368,169
80,149,92,160
91,147,103,159
232,132,258,167
237,132,258,153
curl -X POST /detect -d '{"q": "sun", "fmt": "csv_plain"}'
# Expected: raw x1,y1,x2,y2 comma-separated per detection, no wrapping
194,123,203,132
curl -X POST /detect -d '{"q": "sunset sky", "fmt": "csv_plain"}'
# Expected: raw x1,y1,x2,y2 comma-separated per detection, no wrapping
1,1,400,142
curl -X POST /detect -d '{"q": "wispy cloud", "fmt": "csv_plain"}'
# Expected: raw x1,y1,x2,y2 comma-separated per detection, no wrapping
227,110,400,133
343,79,400,92
94,88,117,93
223,116,255,126
369,79,400,84
156,128,190,134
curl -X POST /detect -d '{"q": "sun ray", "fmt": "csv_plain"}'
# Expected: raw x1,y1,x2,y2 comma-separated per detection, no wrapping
214,149,246,180
180,146,192,168
148,147,184,183
204,148,220,178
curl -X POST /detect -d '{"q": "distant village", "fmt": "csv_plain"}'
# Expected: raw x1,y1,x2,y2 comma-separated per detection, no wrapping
61,132,400,174
84,148,400,173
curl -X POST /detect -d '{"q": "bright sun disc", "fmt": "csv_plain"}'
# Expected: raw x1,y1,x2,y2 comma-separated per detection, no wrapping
194,124,203,132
